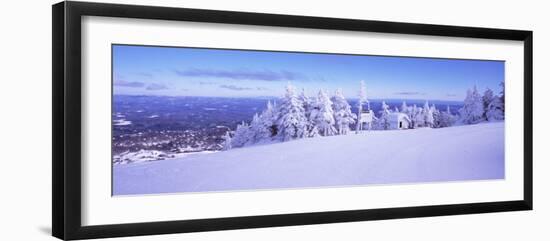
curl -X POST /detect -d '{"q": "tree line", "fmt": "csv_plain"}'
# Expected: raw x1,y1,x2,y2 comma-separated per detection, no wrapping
222,81,504,150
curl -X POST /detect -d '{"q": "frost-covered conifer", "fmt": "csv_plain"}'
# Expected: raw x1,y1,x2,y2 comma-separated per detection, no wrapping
486,95,504,121
248,113,267,144
499,81,505,115
222,131,232,150
377,101,391,130
311,90,337,136
276,84,309,141
437,105,456,128
401,101,413,128
401,101,408,113
409,104,418,128
430,104,441,128
299,88,312,112
331,89,356,135
459,86,484,124
300,89,319,137
259,101,277,138
480,86,505,121
423,101,434,127
482,88,494,121
414,107,425,128
231,122,251,148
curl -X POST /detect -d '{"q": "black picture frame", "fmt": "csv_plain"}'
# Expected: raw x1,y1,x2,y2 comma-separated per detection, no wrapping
52,1,533,240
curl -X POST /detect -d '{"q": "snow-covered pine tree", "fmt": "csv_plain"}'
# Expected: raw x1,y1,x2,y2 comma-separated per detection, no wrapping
299,88,312,114
377,101,391,130
276,84,309,141
423,101,434,127
222,131,232,150
438,105,456,127
482,88,494,121
500,81,505,115
430,104,441,128
471,85,485,122
459,85,484,124
331,89,356,135
401,101,413,128
414,107,425,128
459,88,473,123
485,82,505,121
410,104,418,128
311,89,337,136
231,121,251,148
401,101,408,113
300,89,319,137
248,113,266,145
260,100,277,137
486,94,505,121
356,80,368,133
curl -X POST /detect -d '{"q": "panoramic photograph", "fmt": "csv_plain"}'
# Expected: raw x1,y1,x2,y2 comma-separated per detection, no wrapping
111,44,505,196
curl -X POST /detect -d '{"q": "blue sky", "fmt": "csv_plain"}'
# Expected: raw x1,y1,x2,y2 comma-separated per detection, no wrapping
112,44,504,101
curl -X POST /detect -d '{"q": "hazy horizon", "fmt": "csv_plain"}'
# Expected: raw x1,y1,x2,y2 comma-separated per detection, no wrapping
113,94,464,104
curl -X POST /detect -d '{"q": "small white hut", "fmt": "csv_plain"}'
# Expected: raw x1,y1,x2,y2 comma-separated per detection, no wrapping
388,112,411,130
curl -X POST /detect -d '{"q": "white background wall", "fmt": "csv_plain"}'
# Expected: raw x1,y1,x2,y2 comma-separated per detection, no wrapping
0,0,547,240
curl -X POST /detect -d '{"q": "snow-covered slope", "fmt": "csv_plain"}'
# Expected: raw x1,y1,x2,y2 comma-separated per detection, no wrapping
113,122,504,195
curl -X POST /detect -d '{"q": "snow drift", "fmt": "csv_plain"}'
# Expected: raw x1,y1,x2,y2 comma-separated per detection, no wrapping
113,122,504,195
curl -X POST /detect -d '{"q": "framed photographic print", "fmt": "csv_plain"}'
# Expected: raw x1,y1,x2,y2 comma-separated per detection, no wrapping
52,1,533,240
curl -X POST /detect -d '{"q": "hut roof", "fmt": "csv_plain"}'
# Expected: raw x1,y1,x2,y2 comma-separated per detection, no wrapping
388,112,411,123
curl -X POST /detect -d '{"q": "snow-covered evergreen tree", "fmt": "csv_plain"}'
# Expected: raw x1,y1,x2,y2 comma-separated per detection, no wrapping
459,86,484,124
499,81,505,116
276,84,309,141
248,113,267,144
423,101,434,127
482,88,494,121
409,104,418,128
311,90,337,136
486,94,505,121
400,101,408,113
331,89,356,135
260,100,277,137
436,105,455,128
299,88,312,113
377,101,391,130
471,86,485,122
401,101,413,128
222,131,232,150
430,104,441,128
414,107,425,128
430,104,437,115
447,105,457,125
231,122,251,148
300,89,319,137
486,83,505,121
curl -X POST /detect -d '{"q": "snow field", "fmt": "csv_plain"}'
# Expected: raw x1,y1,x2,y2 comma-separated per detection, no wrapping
113,122,504,195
